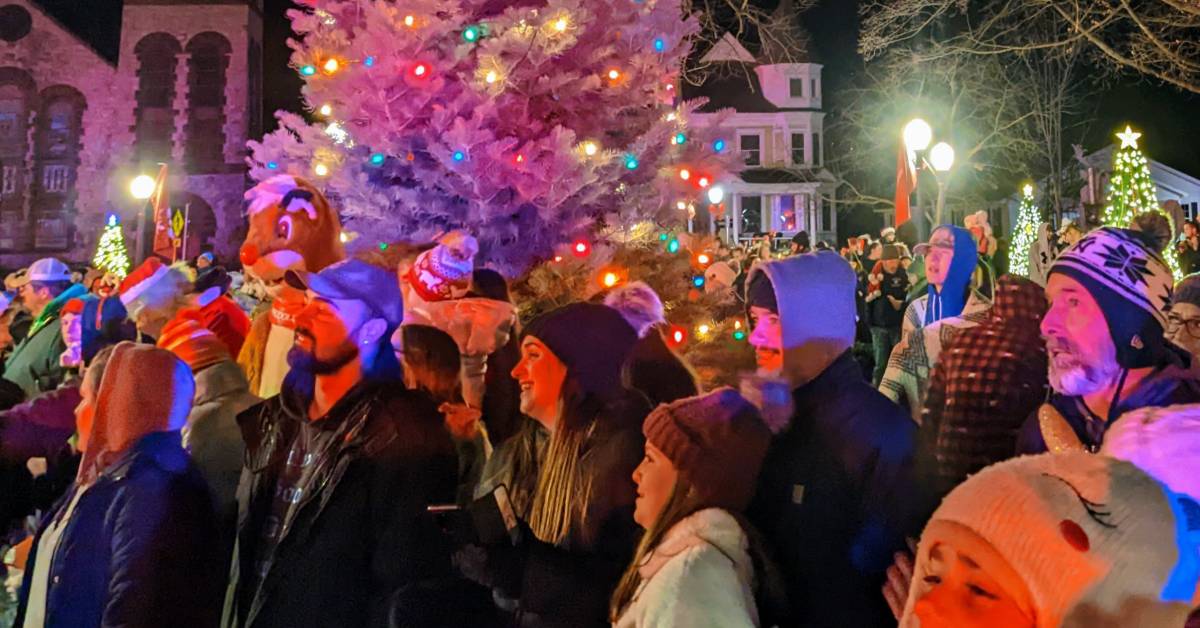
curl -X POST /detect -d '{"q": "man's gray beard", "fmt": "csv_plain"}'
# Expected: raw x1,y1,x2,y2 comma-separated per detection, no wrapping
1048,358,1120,397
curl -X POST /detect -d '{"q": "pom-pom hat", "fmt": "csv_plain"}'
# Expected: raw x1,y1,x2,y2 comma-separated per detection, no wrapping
406,231,479,302
642,388,772,512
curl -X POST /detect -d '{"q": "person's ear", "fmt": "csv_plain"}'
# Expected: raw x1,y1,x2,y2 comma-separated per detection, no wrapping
358,317,387,346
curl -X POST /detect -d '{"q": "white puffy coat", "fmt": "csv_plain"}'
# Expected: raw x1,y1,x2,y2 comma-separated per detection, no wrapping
614,508,758,628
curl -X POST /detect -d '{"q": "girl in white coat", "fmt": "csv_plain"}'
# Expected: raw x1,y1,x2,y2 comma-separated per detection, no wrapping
609,388,779,627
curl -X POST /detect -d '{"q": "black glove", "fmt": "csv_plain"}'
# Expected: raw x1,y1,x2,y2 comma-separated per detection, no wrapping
453,541,526,598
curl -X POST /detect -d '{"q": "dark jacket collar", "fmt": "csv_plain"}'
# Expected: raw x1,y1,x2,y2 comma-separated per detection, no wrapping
100,430,189,482
278,376,388,430
794,350,860,400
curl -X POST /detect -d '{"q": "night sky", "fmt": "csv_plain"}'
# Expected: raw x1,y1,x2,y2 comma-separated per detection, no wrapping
33,0,1200,179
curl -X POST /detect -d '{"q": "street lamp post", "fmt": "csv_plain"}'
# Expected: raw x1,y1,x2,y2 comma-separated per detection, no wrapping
929,142,955,225
130,174,156,264
903,119,933,239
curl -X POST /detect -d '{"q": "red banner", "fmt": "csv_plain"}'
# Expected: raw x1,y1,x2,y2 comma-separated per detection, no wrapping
149,164,175,262
894,143,916,226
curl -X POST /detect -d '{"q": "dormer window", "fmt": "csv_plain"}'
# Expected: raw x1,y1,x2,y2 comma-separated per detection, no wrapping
789,78,804,98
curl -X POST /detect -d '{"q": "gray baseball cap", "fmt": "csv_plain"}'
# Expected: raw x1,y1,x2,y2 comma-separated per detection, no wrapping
285,259,403,328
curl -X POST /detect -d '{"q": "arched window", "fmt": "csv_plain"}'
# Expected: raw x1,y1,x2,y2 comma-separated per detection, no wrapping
32,86,85,250
0,68,35,250
185,32,231,171
134,33,182,163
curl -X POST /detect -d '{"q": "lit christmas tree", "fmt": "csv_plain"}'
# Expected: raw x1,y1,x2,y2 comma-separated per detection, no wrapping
1101,125,1181,277
1008,183,1038,277
249,0,738,274
92,214,131,279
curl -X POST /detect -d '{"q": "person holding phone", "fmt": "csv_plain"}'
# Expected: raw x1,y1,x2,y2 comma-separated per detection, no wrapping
459,303,650,628
610,388,783,627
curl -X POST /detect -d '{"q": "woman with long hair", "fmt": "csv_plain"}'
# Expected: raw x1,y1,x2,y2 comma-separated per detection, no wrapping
610,389,783,627
460,302,650,628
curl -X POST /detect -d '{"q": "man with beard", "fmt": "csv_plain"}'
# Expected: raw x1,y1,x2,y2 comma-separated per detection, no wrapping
223,259,458,628
1016,227,1200,454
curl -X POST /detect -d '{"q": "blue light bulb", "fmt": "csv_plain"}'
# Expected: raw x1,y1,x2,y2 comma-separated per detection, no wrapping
266,161,278,169
300,65,316,76
624,155,638,170
692,275,705,287
370,152,385,166
653,38,665,52
667,239,680,253
713,139,726,152
452,150,466,162
674,132,686,144
364,56,376,67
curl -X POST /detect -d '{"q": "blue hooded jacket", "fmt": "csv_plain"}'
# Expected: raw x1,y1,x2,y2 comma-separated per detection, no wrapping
924,225,978,326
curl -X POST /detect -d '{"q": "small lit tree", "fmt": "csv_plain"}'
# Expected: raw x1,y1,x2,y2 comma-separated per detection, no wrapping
92,213,132,279
1008,183,1038,277
1101,125,1181,277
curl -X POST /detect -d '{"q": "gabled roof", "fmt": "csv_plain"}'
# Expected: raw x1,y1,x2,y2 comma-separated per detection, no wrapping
30,0,122,64
682,63,779,113
700,33,757,64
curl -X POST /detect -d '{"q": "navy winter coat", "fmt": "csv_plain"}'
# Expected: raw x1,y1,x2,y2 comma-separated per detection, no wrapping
14,430,224,628
748,351,920,628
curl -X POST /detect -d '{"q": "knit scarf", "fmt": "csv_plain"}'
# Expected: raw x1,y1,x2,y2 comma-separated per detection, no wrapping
924,226,977,326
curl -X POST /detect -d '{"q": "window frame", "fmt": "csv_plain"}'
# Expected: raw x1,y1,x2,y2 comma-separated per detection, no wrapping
738,132,762,167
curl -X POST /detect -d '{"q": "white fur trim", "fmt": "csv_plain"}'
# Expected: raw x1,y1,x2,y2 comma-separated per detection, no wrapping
120,264,171,306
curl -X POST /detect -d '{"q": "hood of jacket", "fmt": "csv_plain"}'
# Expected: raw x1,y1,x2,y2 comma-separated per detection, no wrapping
748,252,857,386
925,225,977,325
989,274,1046,326
77,342,195,485
638,508,753,585
194,359,256,408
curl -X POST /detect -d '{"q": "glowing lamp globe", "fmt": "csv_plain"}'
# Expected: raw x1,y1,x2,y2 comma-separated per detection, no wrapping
929,142,955,172
707,186,725,204
903,118,932,151
129,175,156,200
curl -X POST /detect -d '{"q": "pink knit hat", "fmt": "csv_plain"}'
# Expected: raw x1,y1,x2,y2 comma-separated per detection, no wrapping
642,388,772,512
901,452,1200,628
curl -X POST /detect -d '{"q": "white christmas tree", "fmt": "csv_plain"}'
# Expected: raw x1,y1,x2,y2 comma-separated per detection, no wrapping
1101,125,1181,278
1008,183,1038,277
92,214,131,279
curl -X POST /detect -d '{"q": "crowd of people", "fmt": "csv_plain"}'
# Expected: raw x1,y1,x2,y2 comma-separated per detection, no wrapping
0,204,1199,628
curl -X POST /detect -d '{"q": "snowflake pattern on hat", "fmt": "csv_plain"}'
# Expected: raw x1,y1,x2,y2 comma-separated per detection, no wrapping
1051,227,1173,327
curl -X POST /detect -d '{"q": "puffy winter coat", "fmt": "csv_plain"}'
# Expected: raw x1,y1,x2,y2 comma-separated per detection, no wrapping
613,508,758,628
13,431,224,628
749,351,920,628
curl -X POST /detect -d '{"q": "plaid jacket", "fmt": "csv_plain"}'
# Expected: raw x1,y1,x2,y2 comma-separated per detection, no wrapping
919,276,1049,498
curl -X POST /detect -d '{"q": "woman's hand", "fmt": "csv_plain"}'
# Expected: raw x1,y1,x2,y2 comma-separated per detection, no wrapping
440,403,483,441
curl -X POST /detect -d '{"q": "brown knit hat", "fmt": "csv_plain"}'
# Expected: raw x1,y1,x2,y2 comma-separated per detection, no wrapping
642,388,772,511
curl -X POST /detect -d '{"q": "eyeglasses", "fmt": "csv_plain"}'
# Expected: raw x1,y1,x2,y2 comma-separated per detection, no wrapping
1166,313,1200,339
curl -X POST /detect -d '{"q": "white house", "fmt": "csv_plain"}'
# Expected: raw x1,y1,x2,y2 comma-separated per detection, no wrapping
684,2,837,247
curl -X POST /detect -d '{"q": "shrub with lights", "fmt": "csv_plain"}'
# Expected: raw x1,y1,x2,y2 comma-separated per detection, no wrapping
511,228,755,388
1007,184,1038,277
1100,125,1181,278
250,0,739,274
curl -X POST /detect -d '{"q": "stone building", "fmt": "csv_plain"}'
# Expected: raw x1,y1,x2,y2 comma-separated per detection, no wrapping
685,0,837,247
0,0,262,267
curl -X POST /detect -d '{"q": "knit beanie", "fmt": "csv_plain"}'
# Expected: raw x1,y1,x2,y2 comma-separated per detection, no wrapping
406,231,479,302
1101,403,1200,499
80,296,134,364
1050,227,1174,368
901,452,1200,628
522,302,637,398
604,281,665,338
642,388,772,512
157,309,232,372
745,270,777,313
703,262,736,294
1173,273,1200,308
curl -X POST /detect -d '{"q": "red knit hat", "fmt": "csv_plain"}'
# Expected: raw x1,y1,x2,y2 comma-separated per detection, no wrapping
119,258,171,306
157,309,231,372
642,388,772,512
406,231,478,302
